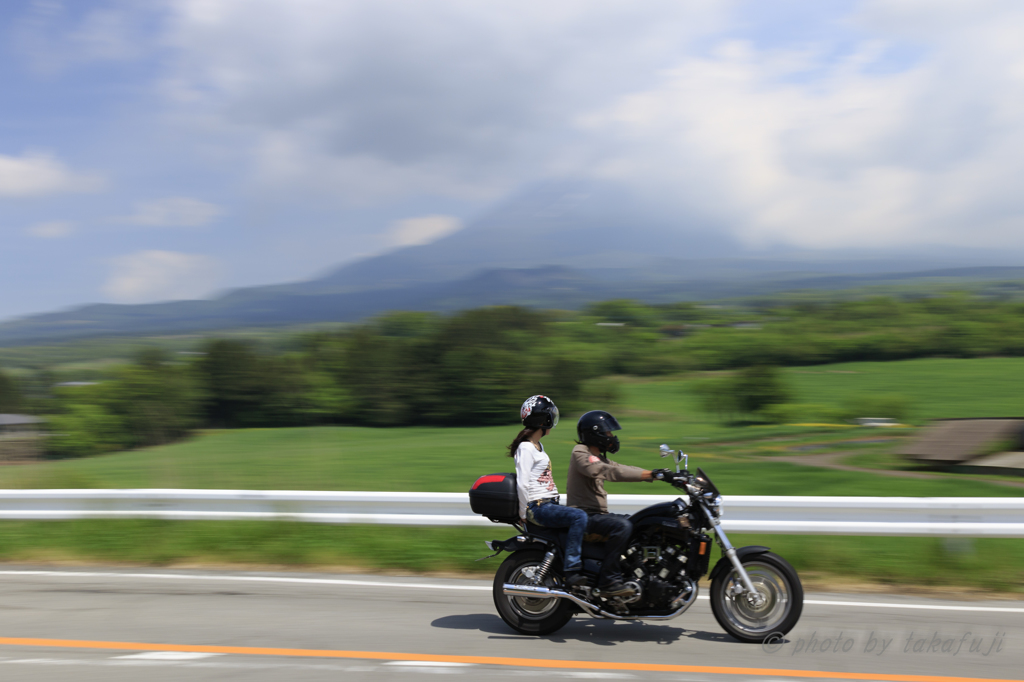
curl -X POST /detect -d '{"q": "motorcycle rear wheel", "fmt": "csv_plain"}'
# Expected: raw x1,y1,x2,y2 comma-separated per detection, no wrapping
493,550,574,636
710,552,803,644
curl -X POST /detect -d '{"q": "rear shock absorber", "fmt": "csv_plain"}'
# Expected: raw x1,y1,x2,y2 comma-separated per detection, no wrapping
532,550,557,584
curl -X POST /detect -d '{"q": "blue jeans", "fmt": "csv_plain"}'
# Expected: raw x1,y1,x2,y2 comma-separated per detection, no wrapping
527,500,589,573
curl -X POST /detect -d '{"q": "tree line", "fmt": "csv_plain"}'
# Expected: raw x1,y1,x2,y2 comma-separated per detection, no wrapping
2,307,615,458
1,293,1022,457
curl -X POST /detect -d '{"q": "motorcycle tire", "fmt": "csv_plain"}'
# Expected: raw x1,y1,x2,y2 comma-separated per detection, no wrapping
710,551,803,644
492,550,574,636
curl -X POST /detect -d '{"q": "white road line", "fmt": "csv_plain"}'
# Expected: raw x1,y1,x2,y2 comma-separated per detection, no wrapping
0,570,490,591
1,570,1022,613
802,598,1024,613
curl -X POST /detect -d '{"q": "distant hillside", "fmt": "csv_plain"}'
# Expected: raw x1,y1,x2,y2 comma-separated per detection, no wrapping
2,263,1024,346
1,178,1022,345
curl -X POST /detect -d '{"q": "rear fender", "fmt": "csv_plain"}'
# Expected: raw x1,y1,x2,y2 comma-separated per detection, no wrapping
708,545,771,582
487,535,554,554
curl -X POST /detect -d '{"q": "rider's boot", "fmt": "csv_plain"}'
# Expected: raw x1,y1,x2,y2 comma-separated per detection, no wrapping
597,580,636,597
563,572,587,589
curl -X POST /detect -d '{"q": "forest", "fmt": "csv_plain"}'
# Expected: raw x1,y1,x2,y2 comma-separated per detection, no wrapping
2,293,1023,458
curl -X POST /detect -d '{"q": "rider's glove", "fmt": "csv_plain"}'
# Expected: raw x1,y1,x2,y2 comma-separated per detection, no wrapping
650,468,677,482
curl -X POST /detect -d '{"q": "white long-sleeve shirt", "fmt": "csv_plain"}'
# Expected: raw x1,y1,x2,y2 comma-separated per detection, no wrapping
514,441,558,519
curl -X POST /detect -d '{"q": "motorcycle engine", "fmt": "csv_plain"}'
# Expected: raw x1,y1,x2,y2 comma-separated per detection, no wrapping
621,541,693,611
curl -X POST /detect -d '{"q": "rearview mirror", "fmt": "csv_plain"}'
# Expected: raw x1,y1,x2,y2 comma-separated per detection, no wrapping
659,443,672,457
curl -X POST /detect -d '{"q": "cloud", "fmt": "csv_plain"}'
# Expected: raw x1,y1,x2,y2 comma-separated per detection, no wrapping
119,196,223,227
8,0,1024,267
0,153,105,198
151,0,1024,252
103,250,220,303
580,4,1024,250
160,0,726,201
26,221,76,239
389,215,462,247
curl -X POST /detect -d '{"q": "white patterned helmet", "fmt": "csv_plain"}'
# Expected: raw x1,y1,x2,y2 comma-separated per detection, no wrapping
520,395,559,429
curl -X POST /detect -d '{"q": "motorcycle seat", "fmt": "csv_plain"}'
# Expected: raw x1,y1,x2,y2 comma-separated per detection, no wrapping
524,523,607,560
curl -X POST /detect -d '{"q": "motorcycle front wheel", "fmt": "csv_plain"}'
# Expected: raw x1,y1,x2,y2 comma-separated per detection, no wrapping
492,550,574,636
710,551,803,644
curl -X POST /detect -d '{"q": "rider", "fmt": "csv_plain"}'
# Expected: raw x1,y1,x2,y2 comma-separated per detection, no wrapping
510,395,589,587
566,410,670,597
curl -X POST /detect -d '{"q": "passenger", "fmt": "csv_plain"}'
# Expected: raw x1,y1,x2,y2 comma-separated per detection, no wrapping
509,395,588,588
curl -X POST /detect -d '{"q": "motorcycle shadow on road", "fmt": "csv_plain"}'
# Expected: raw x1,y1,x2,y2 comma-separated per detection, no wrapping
431,614,736,647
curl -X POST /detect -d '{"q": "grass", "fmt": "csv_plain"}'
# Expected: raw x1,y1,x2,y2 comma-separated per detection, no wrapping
2,356,1022,497
0,521,1019,593
1,424,1020,498
2,356,1023,589
783,357,1024,421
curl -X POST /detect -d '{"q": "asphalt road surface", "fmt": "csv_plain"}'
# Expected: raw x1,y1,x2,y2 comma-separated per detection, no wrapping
0,567,1020,682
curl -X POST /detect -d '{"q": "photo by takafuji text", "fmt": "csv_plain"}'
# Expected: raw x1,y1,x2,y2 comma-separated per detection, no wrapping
762,631,1008,657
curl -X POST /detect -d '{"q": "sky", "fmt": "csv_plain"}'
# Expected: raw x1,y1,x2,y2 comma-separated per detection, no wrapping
2,0,1024,321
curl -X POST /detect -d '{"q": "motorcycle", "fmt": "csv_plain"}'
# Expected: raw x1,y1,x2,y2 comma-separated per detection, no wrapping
469,444,803,643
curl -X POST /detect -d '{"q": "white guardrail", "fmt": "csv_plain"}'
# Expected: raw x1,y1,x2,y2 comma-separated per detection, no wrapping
0,490,1023,536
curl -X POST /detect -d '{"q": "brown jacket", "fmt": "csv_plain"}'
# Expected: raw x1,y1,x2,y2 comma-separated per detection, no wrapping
566,444,646,514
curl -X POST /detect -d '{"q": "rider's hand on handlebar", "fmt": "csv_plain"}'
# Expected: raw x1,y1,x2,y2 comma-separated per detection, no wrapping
650,468,678,482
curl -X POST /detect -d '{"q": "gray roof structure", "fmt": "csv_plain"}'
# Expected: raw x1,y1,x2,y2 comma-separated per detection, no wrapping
0,414,44,427
900,418,1024,465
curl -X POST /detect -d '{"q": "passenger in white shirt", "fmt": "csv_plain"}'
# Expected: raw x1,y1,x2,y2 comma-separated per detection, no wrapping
508,395,588,586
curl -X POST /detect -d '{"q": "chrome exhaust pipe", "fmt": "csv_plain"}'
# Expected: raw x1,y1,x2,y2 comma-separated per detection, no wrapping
502,583,611,617
502,581,699,621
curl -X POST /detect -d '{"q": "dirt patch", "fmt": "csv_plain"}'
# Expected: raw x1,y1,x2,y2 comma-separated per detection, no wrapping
774,451,1024,489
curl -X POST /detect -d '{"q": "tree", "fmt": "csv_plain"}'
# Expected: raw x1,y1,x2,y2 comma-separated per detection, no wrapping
733,365,790,415
106,361,200,446
692,378,737,424
45,351,202,458
691,366,791,424
46,401,128,458
197,340,270,428
0,369,22,413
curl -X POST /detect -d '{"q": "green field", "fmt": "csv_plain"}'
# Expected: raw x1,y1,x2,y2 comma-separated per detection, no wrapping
2,357,1022,590
3,422,1020,498
3,357,1021,496
617,357,1024,425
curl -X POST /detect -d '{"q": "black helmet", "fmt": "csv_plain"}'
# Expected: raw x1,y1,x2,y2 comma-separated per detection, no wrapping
520,395,559,430
576,410,621,454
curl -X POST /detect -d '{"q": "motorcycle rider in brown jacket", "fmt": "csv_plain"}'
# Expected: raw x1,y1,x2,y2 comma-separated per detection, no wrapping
566,410,666,597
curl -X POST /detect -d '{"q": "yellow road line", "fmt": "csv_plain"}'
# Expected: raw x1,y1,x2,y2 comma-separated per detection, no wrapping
0,637,1018,682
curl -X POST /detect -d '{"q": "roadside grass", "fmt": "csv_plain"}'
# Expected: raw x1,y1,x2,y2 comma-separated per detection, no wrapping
0,521,1020,593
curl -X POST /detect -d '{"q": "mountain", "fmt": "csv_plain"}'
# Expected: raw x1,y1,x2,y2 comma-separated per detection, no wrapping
0,179,1022,345
290,179,739,293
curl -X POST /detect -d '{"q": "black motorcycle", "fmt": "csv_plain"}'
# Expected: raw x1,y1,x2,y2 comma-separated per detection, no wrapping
469,444,803,643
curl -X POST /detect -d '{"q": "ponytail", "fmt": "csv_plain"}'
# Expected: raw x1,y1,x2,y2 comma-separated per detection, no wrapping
507,427,538,458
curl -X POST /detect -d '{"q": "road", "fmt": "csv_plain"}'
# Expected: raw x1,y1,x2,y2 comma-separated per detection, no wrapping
0,567,1020,681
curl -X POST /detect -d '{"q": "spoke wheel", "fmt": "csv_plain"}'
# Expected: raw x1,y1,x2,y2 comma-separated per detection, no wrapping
710,552,803,644
492,550,574,636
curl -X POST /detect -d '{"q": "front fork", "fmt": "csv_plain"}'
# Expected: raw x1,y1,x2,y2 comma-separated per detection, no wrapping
702,503,767,608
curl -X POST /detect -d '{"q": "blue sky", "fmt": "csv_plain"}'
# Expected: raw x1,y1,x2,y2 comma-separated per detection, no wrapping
2,0,1023,321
